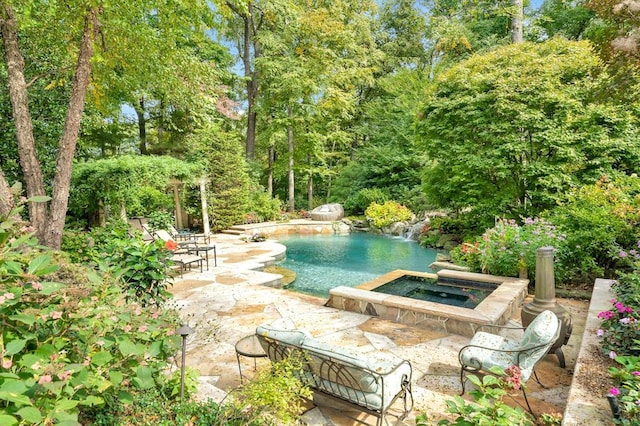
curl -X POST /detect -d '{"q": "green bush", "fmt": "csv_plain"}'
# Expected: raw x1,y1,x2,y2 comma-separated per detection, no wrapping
0,203,181,425
608,355,640,425
105,238,175,307
146,211,174,231
545,175,640,283
343,187,389,216
245,182,282,223
365,200,413,228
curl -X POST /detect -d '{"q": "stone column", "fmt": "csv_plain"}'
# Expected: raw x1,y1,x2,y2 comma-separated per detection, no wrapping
521,247,573,367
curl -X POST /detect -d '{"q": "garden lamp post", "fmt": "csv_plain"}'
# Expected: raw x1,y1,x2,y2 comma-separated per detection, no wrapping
176,324,195,400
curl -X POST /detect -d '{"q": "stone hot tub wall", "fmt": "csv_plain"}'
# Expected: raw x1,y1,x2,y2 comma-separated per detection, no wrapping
326,269,529,337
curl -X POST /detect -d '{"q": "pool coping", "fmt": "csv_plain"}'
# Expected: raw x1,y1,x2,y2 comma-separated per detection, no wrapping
326,269,529,337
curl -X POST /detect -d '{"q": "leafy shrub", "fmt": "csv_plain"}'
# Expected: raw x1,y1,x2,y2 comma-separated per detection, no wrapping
424,367,553,426
245,183,282,223
343,187,389,216
597,247,640,357
146,211,174,231
365,200,413,228
105,238,175,306
545,175,640,283
0,203,181,425
62,219,131,264
608,355,640,425
230,357,312,425
450,218,567,281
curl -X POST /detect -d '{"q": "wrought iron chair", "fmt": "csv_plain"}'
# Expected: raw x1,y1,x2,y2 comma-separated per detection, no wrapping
458,310,561,413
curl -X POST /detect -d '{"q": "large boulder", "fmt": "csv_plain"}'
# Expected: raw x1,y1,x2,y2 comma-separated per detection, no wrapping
310,204,344,221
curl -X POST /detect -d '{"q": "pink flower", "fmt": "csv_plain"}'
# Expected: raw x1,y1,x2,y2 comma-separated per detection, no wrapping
620,317,632,324
596,329,605,337
632,371,640,376
610,351,618,359
598,311,614,320
31,281,43,291
50,311,63,320
0,296,5,305
57,370,73,381
138,325,148,333
152,312,160,319
620,251,628,258
3,292,14,300
124,325,132,333
1,359,12,369
38,375,52,385
610,387,621,396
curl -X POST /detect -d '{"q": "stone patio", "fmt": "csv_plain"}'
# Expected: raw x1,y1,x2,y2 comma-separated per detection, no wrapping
168,230,594,425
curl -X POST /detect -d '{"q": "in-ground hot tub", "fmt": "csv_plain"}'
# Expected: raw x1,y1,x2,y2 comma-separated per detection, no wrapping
326,269,528,337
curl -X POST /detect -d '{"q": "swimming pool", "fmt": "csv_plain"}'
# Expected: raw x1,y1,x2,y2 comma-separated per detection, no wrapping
277,233,442,297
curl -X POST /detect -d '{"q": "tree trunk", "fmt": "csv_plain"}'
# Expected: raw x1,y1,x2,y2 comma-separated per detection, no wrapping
267,145,274,196
511,0,524,43
307,173,313,210
136,97,148,154
0,2,47,239
44,8,98,249
0,168,15,217
287,105,295,213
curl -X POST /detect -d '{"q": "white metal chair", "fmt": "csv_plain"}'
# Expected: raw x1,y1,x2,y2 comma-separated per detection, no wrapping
458,310,561,413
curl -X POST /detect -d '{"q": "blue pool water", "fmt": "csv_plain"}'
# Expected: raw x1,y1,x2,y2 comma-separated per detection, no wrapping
277,233,441,297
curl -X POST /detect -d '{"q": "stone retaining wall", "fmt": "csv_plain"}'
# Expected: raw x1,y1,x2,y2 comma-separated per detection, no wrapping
562,278,615,425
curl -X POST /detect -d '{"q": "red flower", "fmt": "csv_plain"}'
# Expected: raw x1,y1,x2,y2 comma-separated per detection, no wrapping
164,240,178,251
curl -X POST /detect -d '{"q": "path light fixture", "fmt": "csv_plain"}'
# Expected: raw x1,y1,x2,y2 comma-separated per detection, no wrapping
176,324,195,400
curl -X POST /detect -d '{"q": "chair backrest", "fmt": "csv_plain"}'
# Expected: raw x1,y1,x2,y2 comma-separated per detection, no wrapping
517,310,560,378
153,229,175,243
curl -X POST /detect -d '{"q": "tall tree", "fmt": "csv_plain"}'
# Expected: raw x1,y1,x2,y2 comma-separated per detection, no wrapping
511,0,524,42
416,39,640,221
0,0,220,249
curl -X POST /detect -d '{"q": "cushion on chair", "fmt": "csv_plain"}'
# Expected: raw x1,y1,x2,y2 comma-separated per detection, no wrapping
255,325,311,346
460,310,559,382
517,310,560,376
459,331,521,375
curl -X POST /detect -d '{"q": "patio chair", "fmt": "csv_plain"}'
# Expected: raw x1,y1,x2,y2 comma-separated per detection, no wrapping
153,229,217,268
152,229,198,251
458,310,561,413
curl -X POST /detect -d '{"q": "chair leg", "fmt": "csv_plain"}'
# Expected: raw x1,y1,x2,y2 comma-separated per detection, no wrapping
532,369,547,389
459,368,467,396
521,387,535,416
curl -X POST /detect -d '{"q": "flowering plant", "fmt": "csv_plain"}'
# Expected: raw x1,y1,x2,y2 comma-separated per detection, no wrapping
608,355,640,424
451,218,566,281
0,203,181,424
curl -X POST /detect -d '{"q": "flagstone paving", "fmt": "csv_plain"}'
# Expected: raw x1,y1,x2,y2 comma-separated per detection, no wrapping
168,234,589,425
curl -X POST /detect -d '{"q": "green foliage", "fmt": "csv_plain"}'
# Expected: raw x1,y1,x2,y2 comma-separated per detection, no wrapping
146,211,174,232
608,355,640,425
343,187,390,216
417,38,640,225
105,238,175,307
545,175,640,283
69,156,199,225
435,368,535,426
62,220,175,306
231,357,312,425
245,182,282,223
185,124,251,231
0,204,181,425
597,256,640,357
365,201,413,228
450,218,567,281
86,385,247,426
